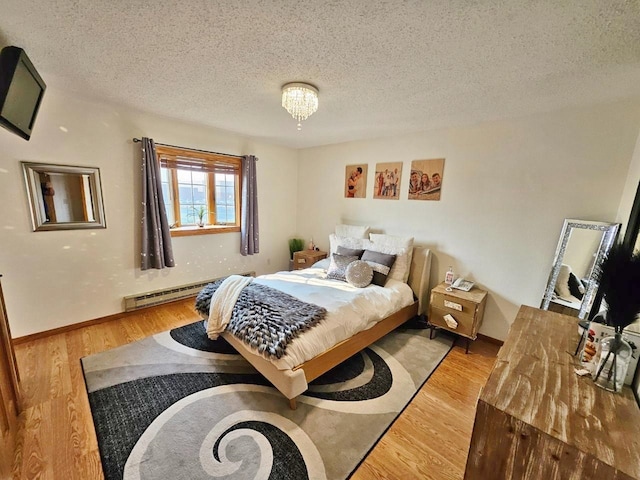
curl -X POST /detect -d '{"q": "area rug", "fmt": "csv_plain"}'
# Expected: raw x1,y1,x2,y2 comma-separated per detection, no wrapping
82,320,453,480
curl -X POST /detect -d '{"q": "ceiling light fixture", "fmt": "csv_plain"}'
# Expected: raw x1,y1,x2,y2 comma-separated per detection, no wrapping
281,82,319,130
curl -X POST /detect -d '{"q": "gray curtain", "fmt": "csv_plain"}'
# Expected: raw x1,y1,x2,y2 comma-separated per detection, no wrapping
241,155,259,255
141,137,175,270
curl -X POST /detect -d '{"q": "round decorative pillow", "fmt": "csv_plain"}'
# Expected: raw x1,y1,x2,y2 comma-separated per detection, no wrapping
345,260,374,288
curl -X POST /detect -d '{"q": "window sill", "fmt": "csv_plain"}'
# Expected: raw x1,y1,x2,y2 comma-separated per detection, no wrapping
170,225,241,237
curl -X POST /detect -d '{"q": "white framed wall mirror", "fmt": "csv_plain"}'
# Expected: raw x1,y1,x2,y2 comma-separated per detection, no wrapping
22,162,106,231
541,219,620,320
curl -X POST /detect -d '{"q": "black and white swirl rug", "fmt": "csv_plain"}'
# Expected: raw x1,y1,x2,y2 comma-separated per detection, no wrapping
82,321,452,480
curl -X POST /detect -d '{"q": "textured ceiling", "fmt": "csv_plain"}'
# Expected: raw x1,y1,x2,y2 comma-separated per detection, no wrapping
1,0,640,148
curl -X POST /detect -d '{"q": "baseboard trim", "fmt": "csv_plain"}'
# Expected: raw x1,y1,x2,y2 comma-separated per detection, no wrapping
477,333,504,346
13,296,196,345
14,298,507,348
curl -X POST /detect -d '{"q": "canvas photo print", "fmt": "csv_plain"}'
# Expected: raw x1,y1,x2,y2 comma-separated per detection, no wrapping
408,158,445,201
345,164,368,198
373,162,402,200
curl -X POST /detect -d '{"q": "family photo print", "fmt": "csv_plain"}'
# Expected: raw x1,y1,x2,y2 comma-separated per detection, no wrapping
408,158,445,201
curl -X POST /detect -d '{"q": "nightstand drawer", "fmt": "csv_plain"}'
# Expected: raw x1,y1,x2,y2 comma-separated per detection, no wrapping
292,250,327,270
430,291,478,316
430,306,476,338
294,256,313,269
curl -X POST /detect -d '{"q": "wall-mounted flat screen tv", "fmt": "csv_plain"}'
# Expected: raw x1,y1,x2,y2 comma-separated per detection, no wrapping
0,46,46,141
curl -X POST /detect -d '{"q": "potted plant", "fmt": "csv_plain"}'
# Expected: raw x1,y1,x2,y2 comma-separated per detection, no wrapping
189,205,208,227
592,242,640,391
288,238,305,270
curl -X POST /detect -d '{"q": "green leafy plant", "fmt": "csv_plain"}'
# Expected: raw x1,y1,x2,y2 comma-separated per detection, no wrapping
288,238,305,260
188,205,208,226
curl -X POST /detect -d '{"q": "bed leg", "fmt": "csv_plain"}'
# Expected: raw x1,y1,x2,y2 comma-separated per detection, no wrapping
289,398,297,410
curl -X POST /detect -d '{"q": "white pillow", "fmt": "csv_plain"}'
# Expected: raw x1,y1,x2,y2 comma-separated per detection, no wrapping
555,264,572,300
335,224,370,239
369,233,414,283
329,234,372,255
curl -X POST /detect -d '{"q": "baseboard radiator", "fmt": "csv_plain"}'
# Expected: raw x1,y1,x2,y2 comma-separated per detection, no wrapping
124,271,255,312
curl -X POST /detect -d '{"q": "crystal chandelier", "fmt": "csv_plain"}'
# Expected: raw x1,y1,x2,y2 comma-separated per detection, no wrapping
281,82,319,130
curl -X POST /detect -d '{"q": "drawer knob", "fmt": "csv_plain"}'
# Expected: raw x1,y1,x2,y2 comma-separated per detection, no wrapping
444,299,463,311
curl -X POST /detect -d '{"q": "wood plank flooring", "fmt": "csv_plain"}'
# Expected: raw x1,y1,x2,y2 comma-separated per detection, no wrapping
10,299,499,479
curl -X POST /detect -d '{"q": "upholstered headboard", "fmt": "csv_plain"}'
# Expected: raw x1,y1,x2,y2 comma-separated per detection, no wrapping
407,247,432,316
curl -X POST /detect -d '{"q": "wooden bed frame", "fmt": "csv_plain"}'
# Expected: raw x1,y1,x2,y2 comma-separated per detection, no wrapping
221,247,432,409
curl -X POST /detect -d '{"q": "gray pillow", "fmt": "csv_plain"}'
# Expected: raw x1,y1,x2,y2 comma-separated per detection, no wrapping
337,245,365,258
345,260,373,288
361,249,396,286
326,253,358,282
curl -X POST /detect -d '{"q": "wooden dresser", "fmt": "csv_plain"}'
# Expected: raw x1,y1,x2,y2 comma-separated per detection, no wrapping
0,276,21,479
464,306,640,480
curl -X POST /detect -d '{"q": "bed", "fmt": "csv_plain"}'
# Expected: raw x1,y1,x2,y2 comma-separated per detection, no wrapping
197,242,432,409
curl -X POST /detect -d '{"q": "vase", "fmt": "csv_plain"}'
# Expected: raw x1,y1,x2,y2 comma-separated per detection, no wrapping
592,332,632,392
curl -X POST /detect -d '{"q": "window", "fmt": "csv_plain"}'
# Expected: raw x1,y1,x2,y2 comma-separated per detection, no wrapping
156,145,242,236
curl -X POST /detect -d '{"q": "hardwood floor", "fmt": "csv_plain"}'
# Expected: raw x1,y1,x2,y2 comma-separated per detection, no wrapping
10,299,499,479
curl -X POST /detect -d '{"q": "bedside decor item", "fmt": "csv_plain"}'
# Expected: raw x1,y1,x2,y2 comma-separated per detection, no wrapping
281,82,318,130
408,158,445,201
445,266,454,285
591,242,640,392
288,238,305,270
288,238,305,260
345,260,374,288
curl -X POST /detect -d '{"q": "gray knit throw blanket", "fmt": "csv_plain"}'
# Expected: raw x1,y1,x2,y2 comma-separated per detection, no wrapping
195,279,327,359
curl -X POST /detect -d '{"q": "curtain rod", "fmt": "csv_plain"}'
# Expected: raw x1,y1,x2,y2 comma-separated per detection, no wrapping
132,138,246,160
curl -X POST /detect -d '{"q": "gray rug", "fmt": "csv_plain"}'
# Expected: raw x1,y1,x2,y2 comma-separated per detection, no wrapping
82,320,453,480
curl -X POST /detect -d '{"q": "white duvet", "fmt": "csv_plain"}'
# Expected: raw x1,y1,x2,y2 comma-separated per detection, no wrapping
226,259,414,370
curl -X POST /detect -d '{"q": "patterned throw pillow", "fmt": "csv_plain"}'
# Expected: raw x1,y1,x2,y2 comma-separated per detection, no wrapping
345,260,373,288
361,250,397,286
326,253,359,282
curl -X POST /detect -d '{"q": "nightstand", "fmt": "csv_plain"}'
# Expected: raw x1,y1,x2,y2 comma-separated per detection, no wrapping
428,282,488,353
292,250,327,270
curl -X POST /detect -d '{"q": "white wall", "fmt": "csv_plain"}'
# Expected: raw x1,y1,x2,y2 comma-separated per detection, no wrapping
617,130,640,234
617,131,640,400
0,88,299,337
297,100,640,340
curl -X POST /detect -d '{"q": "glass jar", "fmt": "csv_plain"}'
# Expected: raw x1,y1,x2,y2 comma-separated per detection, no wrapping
592,333,632,392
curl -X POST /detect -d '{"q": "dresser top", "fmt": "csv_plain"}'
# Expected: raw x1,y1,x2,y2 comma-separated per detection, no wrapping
480,305,640,478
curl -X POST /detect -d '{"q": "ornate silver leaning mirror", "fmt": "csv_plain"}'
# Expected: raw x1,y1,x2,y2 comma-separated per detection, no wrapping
541,219,620,320
22,162,106,231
